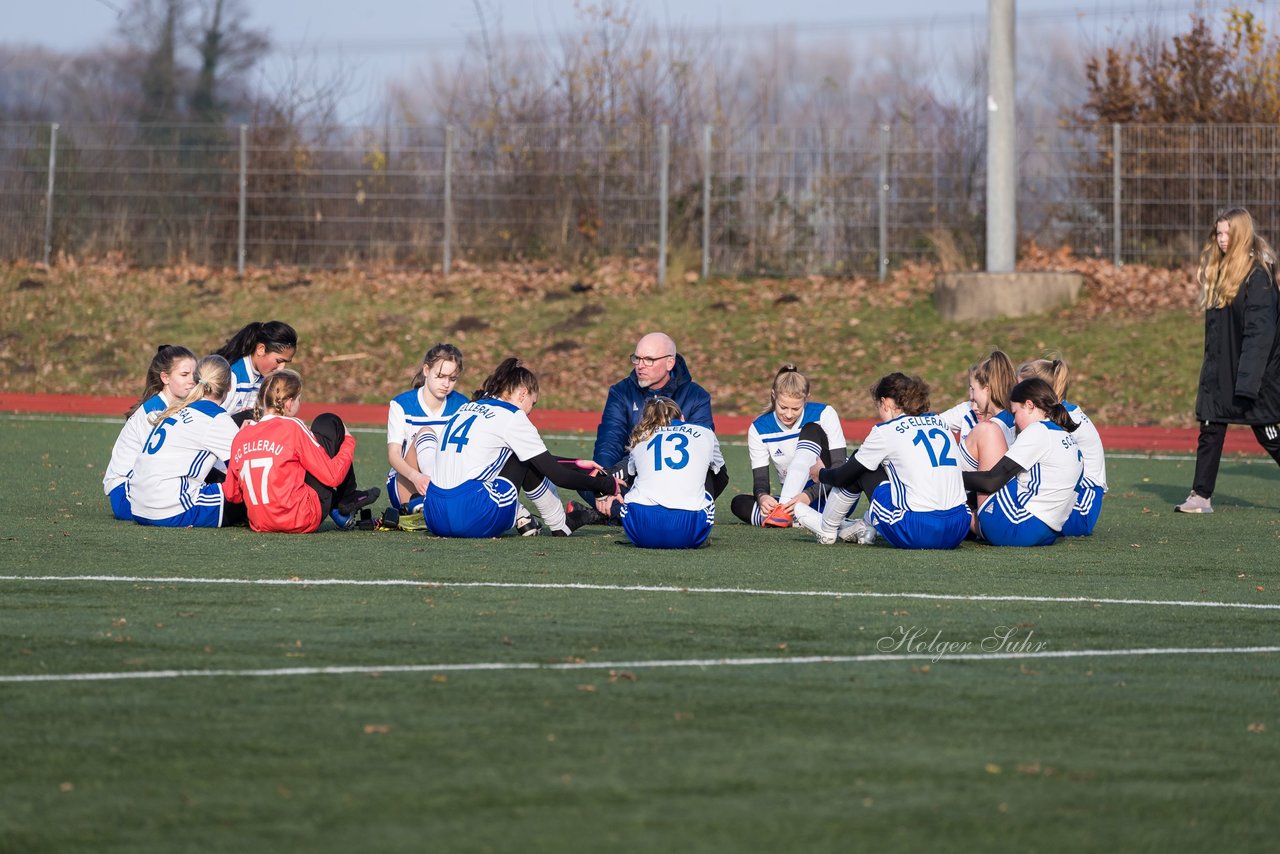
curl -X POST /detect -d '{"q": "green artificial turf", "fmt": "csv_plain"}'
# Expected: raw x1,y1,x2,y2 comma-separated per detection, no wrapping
2,415,1279,852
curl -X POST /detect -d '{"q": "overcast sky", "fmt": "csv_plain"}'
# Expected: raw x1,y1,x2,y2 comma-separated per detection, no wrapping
2,0,1248,121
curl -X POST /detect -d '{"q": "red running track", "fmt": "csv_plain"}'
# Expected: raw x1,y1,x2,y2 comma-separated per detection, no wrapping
0,391,1269,456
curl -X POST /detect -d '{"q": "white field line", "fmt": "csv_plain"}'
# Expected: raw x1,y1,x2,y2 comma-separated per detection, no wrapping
3,574,1279,612
3,645,1278,685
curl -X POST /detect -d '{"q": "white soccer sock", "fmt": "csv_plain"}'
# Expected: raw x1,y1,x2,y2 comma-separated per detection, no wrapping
780,442,820,503
413,430,439,479
527,477,570,534
820,487,859,536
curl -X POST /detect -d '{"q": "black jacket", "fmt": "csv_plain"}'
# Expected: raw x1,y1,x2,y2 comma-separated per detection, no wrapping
1195,264,1280,425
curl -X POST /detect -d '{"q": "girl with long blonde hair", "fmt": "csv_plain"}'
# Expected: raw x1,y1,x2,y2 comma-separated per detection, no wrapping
1177,207,1280,513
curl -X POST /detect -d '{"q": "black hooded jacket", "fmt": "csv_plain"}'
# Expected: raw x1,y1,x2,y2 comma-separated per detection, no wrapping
1195,264,1280,425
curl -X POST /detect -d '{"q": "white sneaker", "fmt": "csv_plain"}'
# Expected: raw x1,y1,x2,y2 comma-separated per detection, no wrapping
838,518,877,544
1174,492,1213,514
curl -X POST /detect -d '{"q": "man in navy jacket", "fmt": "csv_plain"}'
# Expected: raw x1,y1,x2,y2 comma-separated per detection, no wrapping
576,332,717,519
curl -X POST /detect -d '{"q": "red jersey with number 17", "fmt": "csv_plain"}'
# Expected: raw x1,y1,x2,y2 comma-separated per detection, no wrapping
224,414,356,533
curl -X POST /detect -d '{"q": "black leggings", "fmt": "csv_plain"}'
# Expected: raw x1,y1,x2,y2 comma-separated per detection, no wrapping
731,421,835,524
1192,421,1280,498
304,412,359,519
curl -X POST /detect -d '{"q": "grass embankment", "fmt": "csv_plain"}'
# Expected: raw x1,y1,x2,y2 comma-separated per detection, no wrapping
1,247,1202,425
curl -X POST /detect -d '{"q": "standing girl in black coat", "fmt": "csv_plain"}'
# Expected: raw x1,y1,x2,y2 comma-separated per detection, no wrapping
1177,207,1280,513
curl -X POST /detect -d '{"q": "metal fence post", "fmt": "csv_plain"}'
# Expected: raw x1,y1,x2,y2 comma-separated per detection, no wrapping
658,123,670,287
878,124,890,283
701,124,712,280
43,123,58,267
1112,122,1122,267
238,124,247,276
443,124,453,275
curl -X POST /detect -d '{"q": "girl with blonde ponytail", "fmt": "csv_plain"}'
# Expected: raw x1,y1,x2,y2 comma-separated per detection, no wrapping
730,364,848,530
127,355,246,528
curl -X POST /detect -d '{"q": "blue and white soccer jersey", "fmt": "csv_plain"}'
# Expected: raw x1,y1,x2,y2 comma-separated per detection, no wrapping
423,398,549,538
385,388,469,510
1060,402,1106,537
127,399,240,528
619,421,724,549
976,421,1084,547
746,402,845,519
939,401,1017,471
854,413,971,550
222,355,262,418
103,393,169,520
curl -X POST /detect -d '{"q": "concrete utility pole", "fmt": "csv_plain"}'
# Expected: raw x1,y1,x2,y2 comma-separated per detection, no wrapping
933,0,1083,321
986,0,1016,273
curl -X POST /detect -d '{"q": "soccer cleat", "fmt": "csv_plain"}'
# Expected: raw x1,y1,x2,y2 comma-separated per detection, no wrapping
761,505,794,528
331,487,381,530
565,501,605,527
337,487,381,517
564,503,595,532
838,518,877,544
398,511,430,532
1174,492,1213,513
515,514,542,536
791,503,832,543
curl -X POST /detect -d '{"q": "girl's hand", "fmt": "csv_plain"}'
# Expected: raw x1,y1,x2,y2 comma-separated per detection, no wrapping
808,461,825,482
595,495,618,517
409,471,430,495
757,494,779,514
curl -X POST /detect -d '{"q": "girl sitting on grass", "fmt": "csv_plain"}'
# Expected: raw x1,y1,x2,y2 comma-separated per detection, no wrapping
104,344,197,521
224,369,380,533
384,343,468,529
127,355,246,529
213,320,298,423
730,364,847,529
423,358,618,538
598,397,727,549
961,378,1085,547
1018,355,1106,536
797,372,970,549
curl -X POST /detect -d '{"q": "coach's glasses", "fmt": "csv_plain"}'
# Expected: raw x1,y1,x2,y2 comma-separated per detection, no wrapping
630,353,674,367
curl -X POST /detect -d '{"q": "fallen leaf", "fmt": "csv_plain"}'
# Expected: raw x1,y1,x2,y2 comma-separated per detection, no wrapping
363,724,392,734
432,674,448,683
576,684,597,693
985,763,1002,775
1248,722,1266,733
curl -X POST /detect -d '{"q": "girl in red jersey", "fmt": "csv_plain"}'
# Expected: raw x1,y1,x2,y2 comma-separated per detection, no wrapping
224,370,379,533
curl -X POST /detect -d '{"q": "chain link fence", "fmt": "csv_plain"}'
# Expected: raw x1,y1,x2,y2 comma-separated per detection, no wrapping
2,120,1276,276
